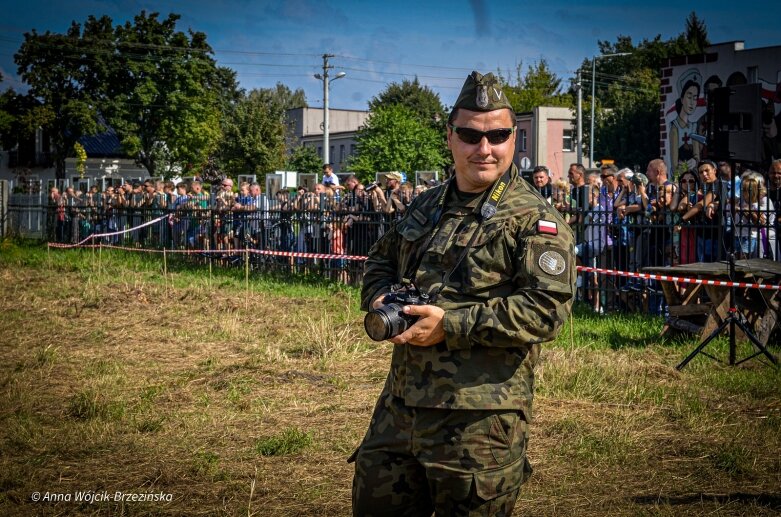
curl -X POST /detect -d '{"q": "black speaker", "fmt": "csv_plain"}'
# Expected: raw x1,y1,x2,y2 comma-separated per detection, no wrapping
707,84,762,163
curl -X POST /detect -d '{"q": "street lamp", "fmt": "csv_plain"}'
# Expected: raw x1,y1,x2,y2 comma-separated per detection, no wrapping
314,65,346,167
590,52,631,167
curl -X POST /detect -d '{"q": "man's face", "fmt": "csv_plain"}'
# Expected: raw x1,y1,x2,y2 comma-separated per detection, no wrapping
770,162,781,187
532,171,549,188
447,108,515,193
718,163,732,180
323,167,333,176
568,166,582,185
602,174,617,192
646,164,658,185
221,180,233,191
250,185,260,196
386,178,399,190
192,183,202,194
345,178,358,191
314,184,326,194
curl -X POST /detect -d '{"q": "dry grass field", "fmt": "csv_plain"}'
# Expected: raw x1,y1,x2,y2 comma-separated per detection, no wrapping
1,241,780,516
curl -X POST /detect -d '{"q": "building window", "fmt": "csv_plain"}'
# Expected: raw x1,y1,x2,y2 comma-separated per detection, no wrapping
519,129,527,152
330,145,334,161
340,145,345,164
350,144,356,156
562,129,573,152
317,146,322,157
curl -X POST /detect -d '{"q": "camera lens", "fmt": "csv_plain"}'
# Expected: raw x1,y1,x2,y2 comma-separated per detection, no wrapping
364,303,410,341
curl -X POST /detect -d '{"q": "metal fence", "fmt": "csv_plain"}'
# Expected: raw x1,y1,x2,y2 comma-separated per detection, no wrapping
6,187,779,313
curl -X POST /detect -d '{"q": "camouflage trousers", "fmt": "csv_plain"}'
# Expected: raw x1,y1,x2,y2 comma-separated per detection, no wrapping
350,389,531,516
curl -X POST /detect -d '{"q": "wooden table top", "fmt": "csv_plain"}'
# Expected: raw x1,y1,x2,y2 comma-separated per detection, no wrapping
644,259,781,280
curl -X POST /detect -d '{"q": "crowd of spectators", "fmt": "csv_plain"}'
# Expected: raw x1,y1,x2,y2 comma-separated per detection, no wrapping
43,158,781,303
45,171,438,283
538,158,780,314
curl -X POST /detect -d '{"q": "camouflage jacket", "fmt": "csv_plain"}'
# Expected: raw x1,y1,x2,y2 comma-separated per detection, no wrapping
361,164,575,417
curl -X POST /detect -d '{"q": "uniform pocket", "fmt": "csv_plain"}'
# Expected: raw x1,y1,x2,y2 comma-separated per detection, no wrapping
473,453,526,502
489,411,526,466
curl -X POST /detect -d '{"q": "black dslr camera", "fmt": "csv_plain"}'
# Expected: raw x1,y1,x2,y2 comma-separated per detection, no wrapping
364,285,430,341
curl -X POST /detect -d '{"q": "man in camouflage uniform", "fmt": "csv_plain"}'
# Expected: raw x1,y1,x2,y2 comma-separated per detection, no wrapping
352,71,576,516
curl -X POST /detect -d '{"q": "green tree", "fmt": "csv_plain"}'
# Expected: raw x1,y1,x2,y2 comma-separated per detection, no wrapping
348,104,446,181
219,88,287,181
594,68,660,168
285,145,321,175
368,78,446,126
14,18,111,178
97,11,223,177
577,14,710,166
500,60,573,113
263,82,308,112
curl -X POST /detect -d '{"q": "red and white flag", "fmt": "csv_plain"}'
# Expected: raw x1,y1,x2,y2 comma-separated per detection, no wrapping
537,220,558,236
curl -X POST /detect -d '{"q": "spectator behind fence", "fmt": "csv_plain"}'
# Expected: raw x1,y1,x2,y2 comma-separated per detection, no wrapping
322,163,339,187
684,160,723,262
676,169,702,264
567,163,590,238
552,179,572,214
767,159,781,260
232,182,252,249
383,171,407,217
532,165,552,202
733,171,776,259
615,168,639,282
575,183,607,313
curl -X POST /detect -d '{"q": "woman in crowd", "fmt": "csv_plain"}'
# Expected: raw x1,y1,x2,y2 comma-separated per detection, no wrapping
734,171,776,258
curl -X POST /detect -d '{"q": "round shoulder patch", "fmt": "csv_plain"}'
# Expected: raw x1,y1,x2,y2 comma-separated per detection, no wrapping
538,250,566,276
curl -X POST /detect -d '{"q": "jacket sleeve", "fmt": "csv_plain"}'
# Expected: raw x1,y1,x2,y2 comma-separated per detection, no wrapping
360,222,402,312
442,222,576,350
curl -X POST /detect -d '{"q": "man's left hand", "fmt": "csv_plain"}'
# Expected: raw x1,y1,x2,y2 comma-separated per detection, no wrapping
389,305,446,347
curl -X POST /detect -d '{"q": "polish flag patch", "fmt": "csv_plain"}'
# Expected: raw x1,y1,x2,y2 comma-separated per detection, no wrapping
537,220,558,236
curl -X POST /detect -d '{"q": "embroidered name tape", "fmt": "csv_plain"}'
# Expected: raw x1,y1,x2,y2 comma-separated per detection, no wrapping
537,220,558,235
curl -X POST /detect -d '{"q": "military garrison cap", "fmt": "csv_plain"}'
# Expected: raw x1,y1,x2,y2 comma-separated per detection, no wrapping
453,71,512,112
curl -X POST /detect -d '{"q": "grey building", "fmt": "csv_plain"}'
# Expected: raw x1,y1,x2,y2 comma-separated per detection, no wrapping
286,107,370,174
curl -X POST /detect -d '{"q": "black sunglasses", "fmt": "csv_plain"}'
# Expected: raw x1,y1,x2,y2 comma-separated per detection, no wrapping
448,124,515,145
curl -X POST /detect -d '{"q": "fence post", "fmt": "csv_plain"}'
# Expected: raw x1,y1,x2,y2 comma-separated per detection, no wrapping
244,248,250,308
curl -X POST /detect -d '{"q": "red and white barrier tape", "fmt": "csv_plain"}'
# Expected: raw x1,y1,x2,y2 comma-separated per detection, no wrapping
47,215,169,249
250,249,368,261
577,265,780,291
47,226,780,291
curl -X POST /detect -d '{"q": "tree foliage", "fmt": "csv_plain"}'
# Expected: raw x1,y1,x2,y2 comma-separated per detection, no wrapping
285,145,321,175
578,12,710,167
14,19,109,178
98,11,223,177
368,78,446,126
499,60,573,113
218,89,287,181
348,104,447,181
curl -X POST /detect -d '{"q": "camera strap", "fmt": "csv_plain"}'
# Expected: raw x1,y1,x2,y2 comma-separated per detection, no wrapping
403,167,513,301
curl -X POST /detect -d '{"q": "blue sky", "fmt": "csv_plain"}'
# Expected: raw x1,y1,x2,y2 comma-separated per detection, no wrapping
0,0,777,110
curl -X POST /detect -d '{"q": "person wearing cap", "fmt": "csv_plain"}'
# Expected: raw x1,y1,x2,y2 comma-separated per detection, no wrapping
353,71,575,515
382,171,407,216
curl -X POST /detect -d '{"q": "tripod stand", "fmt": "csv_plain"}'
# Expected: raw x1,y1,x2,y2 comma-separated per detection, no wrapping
676,253,779,369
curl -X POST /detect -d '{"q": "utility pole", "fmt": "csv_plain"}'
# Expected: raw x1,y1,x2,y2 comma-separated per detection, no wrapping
576,69,583,165
314,54,345,168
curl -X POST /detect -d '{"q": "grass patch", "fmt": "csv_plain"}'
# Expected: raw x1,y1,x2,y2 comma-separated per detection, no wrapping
67,388,126,421
1,239,780,516
255,427,313,456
